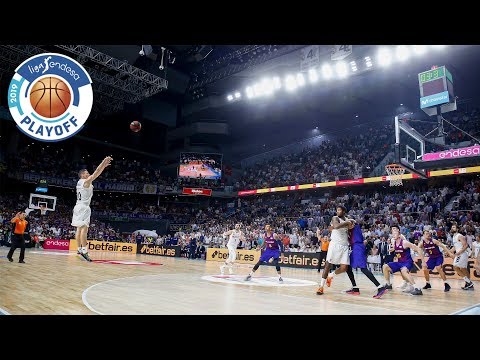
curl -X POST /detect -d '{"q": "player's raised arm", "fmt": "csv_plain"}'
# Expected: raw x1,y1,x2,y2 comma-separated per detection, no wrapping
84,156,113,187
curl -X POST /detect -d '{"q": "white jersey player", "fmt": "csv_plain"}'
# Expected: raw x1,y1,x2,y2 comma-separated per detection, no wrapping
71,156,112,261
472,235,480,276
220,223,245,275
449,223,474,290
316,205,354,295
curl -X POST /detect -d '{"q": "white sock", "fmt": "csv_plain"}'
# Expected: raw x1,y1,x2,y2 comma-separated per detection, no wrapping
78,247,82,252
278,274,282,279
328,272,336,279
319,278,326,287
377,284,383,289
464,277,472,284
81,247,87,254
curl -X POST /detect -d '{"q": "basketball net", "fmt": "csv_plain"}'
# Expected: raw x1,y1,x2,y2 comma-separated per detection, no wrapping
385,164,405,187
39,205,47,216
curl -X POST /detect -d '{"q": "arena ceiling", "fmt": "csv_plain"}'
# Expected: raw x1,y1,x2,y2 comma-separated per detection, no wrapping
1,45,480,162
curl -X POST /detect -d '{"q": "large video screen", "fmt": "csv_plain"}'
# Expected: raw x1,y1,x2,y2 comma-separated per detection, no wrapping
178,152,223,180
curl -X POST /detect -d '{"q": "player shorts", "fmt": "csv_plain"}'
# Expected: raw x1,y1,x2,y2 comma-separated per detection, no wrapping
453,253,469,269
326,242,350,265
227,245,237,262
387,260,413,273
426,256,443,270
71,204,91,227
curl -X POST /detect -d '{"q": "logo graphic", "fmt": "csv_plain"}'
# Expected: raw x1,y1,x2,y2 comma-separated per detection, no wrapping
137,244,181,257
8,53,93,142
419,91,449,109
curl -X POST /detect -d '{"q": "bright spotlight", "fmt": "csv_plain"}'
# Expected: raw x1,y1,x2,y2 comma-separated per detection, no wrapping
335,61,348,78
395,45,410,62
365,56,373,68
308,68,318,83
296,73,306,86
261,78,274,95
227,94,234,101
246,86,254,99
350,61,357,72
412,45,427,55
377,48,392,67
253,82,264,97
234,92,241,99
285,74,297,91
272,77,282,90
321,63,333,80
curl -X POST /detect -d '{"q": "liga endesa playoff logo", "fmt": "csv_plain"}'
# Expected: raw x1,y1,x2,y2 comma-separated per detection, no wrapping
8,53,93,142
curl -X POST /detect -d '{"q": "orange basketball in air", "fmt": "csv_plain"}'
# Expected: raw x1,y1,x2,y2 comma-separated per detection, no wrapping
30,76,71,118
130,120,142,132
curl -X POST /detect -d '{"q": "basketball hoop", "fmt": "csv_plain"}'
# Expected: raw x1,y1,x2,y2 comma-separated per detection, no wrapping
385,164,405,187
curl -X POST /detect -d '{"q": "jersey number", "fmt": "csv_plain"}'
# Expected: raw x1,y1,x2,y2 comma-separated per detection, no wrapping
77,192,82,201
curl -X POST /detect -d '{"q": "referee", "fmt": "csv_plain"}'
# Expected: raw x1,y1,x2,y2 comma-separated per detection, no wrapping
7,211,28,263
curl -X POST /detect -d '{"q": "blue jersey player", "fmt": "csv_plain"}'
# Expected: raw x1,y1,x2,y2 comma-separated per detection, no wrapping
245,224,284,283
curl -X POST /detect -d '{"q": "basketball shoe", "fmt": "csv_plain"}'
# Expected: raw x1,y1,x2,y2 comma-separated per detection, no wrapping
373,286,388,299
326,276,333,287
316,286,324,295
345,288,360,295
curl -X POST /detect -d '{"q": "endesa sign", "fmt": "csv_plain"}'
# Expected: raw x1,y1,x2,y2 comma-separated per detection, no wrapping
43,239,70,250
182,187,212,196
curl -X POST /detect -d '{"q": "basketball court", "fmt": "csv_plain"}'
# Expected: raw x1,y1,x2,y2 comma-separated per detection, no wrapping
0,248,478,315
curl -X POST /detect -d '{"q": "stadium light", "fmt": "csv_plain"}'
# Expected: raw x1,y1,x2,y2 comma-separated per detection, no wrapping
261,78,274,95
412,45,427,55
365,56,373,68
308,68,319,83
321,63,333,80
285,74,297,91
335,61,348,78
253,82,264,97
227,94,234,101
234,92,241,99
272,76,282,90
296,73,306,87
395,45,410,62
246,86,254,99
350,61,357,72
377,48,392,67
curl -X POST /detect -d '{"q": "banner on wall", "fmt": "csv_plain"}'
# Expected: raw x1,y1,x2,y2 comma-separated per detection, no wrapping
69,240,137,254
137,244,181,257
409,256,479,281
206,248,260,264
43,239,70,250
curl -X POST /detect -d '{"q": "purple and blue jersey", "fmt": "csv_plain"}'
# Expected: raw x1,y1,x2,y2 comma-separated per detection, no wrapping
349,224,367,269
260,232,282,262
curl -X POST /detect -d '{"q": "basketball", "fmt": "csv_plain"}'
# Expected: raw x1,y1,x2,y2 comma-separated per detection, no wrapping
30,76,71,118
130,120,142,132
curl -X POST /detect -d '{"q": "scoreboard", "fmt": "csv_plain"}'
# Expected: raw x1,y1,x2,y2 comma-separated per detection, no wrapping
418,66,454,110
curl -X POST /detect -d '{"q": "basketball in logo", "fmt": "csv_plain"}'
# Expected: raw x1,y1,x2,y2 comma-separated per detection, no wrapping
30,76,71,118
130,120,142,132
8,52,93,142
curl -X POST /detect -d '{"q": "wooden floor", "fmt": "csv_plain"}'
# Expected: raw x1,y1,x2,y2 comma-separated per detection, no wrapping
1,247,479,315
